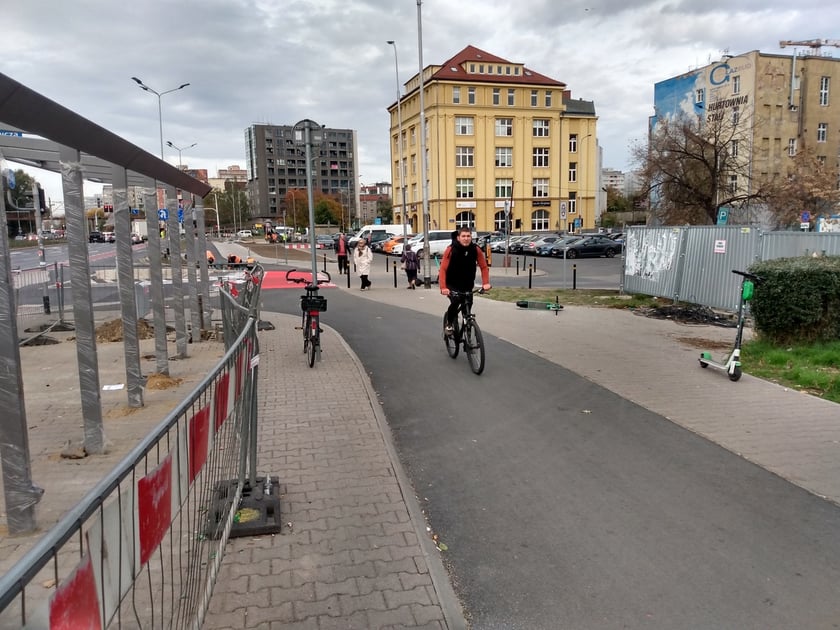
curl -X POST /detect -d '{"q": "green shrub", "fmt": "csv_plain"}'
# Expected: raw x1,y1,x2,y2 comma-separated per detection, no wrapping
750,257,840,345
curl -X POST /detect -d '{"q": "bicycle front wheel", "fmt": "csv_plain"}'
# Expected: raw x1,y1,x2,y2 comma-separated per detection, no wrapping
307,315,318,367
443,314,459,359
464,319,485,375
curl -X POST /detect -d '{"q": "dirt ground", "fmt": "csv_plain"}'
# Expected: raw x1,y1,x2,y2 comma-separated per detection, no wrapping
95,318,156,342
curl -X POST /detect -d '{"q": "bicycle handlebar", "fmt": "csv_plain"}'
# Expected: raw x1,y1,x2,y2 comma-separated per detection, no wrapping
286,268,332,287
448,287,489,298
731,269,764,283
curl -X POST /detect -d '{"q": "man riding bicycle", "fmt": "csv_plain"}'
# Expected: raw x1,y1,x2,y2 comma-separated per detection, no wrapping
439,226,491,334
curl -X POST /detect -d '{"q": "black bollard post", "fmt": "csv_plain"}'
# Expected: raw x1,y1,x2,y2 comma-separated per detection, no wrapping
323,254,327,273
393,264,398,288
347,264,351,288
532,256,536,272
516,258,520,275
528,264,533,289
573,264,577,290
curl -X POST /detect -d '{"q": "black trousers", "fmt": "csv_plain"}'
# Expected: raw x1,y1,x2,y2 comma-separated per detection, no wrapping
337,254,348,273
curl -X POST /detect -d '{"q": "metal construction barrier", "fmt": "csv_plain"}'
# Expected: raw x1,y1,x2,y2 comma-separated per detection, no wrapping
12,262,66,339
623,226,840,312
0,265,265,629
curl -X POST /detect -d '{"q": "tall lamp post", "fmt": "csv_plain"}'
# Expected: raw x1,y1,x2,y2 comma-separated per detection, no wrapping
204,207,221,238
387,40,408,247
131,77,190,159
166,140,197,170
293,119,324,283
416,0,431,287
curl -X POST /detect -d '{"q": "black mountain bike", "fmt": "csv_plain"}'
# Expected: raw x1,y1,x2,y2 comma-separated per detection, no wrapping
286,269,331,367
443,288,487,375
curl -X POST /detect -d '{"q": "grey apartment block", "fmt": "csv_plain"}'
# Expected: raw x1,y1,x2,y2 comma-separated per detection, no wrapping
245,124,360,226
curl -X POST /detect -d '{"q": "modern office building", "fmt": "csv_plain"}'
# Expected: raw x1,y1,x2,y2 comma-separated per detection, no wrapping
653,44,840,216
387,45,599,235
245,124,360,228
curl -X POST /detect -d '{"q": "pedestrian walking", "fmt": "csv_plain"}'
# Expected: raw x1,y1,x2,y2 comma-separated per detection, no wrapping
354,239,373,290
400,243,420,289
335,232,349,274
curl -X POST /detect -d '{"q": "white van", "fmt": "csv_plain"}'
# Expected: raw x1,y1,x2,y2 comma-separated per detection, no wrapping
348,224,410,247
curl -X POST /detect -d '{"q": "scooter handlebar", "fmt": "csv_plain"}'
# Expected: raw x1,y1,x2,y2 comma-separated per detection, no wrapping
731,269,764,283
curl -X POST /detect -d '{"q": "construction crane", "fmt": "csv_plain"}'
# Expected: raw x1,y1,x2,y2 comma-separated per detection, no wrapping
780,39,840,50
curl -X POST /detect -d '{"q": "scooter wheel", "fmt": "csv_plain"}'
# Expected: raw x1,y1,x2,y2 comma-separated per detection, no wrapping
729,365,742,382
699,361,709,368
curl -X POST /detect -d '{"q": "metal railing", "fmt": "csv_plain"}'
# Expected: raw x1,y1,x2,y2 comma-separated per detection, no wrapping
0,265,264,629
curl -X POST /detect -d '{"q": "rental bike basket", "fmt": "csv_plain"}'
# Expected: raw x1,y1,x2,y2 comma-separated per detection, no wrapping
300,295,328,312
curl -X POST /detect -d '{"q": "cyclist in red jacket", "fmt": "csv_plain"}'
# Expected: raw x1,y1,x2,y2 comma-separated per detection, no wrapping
439,226,491,334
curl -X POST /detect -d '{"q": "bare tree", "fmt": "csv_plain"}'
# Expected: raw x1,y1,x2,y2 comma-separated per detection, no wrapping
761,147,840,229
633,111,765,225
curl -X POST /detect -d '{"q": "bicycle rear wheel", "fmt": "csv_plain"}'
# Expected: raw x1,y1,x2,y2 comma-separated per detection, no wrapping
443,314,459,358
302,313,310,355
307,315,318,367
464,319,485,375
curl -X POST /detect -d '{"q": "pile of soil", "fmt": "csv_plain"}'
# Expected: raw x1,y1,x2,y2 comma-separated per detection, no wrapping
635,304,737,327
95,318,156,343
146,373,183,390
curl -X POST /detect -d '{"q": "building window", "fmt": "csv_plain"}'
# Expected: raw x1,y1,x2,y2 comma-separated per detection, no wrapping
533,119,550,137
494,210,508,232
495,178,513,198
569,162,577,183
495,147,512,167
495,118,513,137
732,108,740,125
456,178,474,198
569,134,578,153
455,116,474,135
732,75,741,94
531,90,538,107
507,89,515,106
456,146,474,167
533,147,550,167
729,174,738,195
568,192,577,214
531,210,549,231
820,76,830,106
532,178,549,197
730,140,739,157
788,138,797,156
410,126,416,145
818,122,828,143
468,87,476,104
493,88,500,105
452,86,460,104
545,91,552,107
412,183,417,201
410,155,415,176
695,88,705,104
455,211,475,228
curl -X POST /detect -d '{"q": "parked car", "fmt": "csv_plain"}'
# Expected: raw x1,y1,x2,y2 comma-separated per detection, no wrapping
369,231,399,252
557,235,623,259
102,231,115,243
316,234,334,249
236,229,254,239
524,234,564,255
507,235,535,254
544,236,583,257
89,231,104,243
381,235,408,255
130,232,143,244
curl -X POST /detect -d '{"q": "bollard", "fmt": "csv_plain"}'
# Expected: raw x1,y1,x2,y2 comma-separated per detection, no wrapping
516,258,520,275
346,265,351,288
573,264,577,290
528,264,533,289
532,256,536,273
323,254,327,273
393,264,398,288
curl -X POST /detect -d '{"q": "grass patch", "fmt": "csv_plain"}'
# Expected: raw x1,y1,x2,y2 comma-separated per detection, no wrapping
741,339,840,403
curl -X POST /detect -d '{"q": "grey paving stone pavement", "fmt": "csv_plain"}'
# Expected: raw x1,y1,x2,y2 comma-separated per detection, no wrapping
4,241,838,630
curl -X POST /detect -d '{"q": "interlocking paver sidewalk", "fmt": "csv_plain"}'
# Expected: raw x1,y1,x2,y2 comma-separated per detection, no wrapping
206,313,465,629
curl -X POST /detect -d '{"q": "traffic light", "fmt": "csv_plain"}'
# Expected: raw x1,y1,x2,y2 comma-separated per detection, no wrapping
37,185,47,215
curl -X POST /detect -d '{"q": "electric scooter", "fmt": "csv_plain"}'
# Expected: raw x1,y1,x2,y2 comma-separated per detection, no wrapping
698,269,763,382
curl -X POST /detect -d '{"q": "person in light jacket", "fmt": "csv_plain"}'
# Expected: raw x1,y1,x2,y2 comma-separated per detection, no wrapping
354,239,373,290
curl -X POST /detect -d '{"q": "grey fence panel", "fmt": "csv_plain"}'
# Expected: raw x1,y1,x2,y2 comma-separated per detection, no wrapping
679,226,761,311
622,226,686,300
759,231,840,261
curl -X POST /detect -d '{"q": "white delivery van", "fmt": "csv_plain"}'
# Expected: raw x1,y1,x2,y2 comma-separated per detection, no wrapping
348,224,411,247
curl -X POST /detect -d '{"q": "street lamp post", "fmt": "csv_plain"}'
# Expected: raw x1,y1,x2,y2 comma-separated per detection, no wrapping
131,78,190,159
387,40,408,247
166,140,197,170
416,1,431,287
294,119,325,284
204,207,221,238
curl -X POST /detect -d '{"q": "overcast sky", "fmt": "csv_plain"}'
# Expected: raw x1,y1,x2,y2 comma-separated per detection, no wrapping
2,0,835,205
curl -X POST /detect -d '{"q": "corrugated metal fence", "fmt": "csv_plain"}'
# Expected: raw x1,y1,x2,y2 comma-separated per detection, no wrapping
623,226,840,311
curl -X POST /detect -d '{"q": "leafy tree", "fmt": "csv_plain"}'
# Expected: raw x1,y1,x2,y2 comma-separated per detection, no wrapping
761,148,840,229
633,111,764,225
377,198,393,222
284,189,309,230
605,186,631,213
314,198,338,225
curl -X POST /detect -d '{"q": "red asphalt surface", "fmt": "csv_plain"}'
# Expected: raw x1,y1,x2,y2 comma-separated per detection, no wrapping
260,270,337,289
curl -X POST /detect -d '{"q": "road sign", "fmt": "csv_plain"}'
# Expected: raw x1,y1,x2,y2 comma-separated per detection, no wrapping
716,207,729,225
801,211,811,222
158,209,168,221
177,208,184,223
130,208,139,215
560,201,567,220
